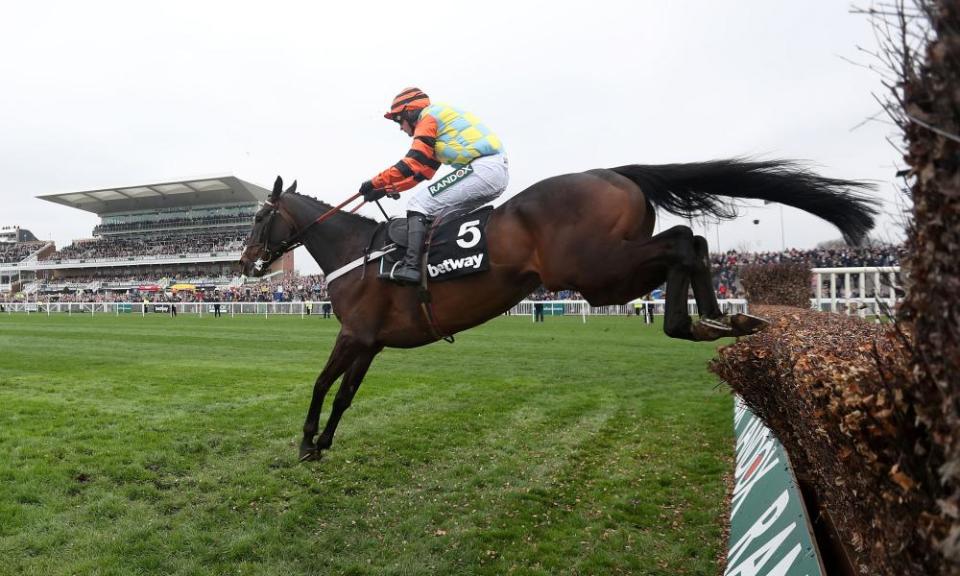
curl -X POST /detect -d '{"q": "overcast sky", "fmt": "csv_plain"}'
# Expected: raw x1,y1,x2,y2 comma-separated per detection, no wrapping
0,1,906,275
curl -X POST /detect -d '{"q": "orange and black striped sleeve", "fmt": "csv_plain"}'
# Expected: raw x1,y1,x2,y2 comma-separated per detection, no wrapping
371,115,441,193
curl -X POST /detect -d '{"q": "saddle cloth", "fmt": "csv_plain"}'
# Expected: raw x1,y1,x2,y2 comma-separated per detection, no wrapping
378,207,493,282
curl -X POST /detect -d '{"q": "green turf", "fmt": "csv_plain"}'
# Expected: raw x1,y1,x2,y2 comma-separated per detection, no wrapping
0,313,733,576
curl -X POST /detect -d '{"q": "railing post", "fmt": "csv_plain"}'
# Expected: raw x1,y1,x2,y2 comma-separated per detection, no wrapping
844,272,852,315
815,271,822,311
889,272,897,309
859,270,868,318
830,273,837,312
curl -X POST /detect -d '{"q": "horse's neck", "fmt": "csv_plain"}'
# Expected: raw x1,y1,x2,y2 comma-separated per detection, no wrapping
287,195,371,275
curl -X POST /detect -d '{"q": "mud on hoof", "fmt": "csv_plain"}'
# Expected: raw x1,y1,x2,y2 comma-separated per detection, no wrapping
690,318,735,341
728,313,769,336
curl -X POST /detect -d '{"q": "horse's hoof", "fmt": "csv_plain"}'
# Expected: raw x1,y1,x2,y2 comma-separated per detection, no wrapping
691,318,734,341
300,441,322,462
299,450,322,462
729,313,769,335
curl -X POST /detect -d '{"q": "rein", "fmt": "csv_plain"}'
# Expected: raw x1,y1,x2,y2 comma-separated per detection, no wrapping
288,191,365,245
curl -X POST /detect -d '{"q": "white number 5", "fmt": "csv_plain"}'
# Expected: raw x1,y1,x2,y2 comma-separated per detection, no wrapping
456,219,482,249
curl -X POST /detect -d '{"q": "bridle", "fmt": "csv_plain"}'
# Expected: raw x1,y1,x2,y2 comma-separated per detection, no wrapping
249,198,300,272
247,190,366,273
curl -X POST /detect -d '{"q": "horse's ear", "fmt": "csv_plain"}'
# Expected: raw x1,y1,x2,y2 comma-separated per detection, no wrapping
271,176,283,201
286,180,297,195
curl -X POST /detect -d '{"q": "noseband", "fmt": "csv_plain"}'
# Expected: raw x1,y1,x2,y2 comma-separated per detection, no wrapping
250,198,303,272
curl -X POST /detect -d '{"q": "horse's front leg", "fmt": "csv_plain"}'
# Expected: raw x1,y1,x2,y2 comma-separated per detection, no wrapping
300,333,358,461
315,346,381,453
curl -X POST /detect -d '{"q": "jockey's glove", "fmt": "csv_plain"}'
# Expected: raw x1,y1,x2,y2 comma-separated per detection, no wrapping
359,180,386,202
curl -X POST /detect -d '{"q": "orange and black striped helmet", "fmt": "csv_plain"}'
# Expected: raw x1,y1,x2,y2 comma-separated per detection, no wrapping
384,87,430,120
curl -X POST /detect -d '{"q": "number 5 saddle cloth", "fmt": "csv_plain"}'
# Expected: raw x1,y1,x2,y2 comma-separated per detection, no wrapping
376,206,494,283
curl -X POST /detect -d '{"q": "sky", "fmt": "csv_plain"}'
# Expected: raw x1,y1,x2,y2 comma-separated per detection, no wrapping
0,1,907,275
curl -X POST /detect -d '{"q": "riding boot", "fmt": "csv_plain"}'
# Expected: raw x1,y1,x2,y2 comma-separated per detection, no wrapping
391,211,428,285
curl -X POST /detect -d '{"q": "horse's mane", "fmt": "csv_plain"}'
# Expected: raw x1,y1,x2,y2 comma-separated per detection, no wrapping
288,191,380,228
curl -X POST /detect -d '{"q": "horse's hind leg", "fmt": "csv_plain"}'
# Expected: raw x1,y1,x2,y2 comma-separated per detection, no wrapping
659,231,730,340
621,227,730,341
689,235,722,320
547,225,727,341
662,253,696,340
572,225,709,340
689,235,767,336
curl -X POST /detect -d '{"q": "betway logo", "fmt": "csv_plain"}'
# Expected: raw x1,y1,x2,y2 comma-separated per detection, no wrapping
429,164,473,196
428,254,484,277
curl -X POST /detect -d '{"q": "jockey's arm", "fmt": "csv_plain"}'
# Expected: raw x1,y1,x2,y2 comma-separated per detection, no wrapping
371,116,441,194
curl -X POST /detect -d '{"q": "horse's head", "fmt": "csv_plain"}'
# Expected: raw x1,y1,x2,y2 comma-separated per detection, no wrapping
239,176,299,277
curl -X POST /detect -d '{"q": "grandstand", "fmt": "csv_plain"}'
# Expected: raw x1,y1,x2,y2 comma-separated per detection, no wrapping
0,226,54,293
0,176,290,298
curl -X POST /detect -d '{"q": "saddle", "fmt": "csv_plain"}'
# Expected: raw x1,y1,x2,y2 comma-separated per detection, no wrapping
385,218,412,248
373,207,494,283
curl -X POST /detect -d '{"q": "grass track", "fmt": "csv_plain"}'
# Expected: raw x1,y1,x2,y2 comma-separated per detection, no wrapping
0,313,733,575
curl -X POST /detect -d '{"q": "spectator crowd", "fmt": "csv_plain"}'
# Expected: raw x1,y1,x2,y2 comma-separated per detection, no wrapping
0,241,46,263
711,244,903,298
0,273,329,304
52,233,247,261
93,213,254,235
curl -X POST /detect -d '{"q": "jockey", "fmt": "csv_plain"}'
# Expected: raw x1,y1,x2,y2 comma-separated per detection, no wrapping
359,87,509,284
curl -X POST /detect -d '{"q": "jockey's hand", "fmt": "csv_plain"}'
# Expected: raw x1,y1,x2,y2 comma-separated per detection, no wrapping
386,192,401,200
359,180,385,202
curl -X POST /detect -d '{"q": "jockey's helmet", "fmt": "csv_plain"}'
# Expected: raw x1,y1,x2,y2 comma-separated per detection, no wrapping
384,87,430,122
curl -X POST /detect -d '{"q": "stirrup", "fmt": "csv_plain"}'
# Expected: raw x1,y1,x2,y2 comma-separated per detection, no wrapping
389,262,420,284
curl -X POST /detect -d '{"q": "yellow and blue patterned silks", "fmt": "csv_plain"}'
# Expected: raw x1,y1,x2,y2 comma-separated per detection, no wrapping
420,104,503,169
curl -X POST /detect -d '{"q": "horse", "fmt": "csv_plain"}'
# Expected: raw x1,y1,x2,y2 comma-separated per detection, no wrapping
239,159,876,461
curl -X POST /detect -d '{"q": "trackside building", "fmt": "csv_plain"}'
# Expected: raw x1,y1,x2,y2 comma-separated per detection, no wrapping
0,176,291,296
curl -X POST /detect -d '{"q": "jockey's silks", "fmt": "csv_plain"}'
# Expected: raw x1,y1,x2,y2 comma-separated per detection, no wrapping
372,104,504,194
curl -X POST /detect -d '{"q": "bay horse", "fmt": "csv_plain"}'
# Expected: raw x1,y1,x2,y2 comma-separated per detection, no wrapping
239,159,875,461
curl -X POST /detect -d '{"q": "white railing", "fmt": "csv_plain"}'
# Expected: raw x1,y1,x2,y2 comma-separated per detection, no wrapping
507,299,748,320
0,299,750,319
810,266,902,316
0,301,333,317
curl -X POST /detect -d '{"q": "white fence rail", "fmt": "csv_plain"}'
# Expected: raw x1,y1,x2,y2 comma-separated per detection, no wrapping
1,299,750,319
810,266,902,316
507,299,748,320
0,301,333,317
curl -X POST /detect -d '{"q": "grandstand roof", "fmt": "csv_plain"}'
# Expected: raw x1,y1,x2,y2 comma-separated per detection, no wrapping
37,176,270,215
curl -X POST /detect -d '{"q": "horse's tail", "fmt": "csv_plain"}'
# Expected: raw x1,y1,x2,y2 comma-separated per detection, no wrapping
609,159,878,245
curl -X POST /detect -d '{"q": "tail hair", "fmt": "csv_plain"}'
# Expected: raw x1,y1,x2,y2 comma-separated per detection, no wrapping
610,159,878,246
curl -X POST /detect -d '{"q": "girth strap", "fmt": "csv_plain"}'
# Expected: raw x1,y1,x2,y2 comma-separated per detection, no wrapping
416,217,455,344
